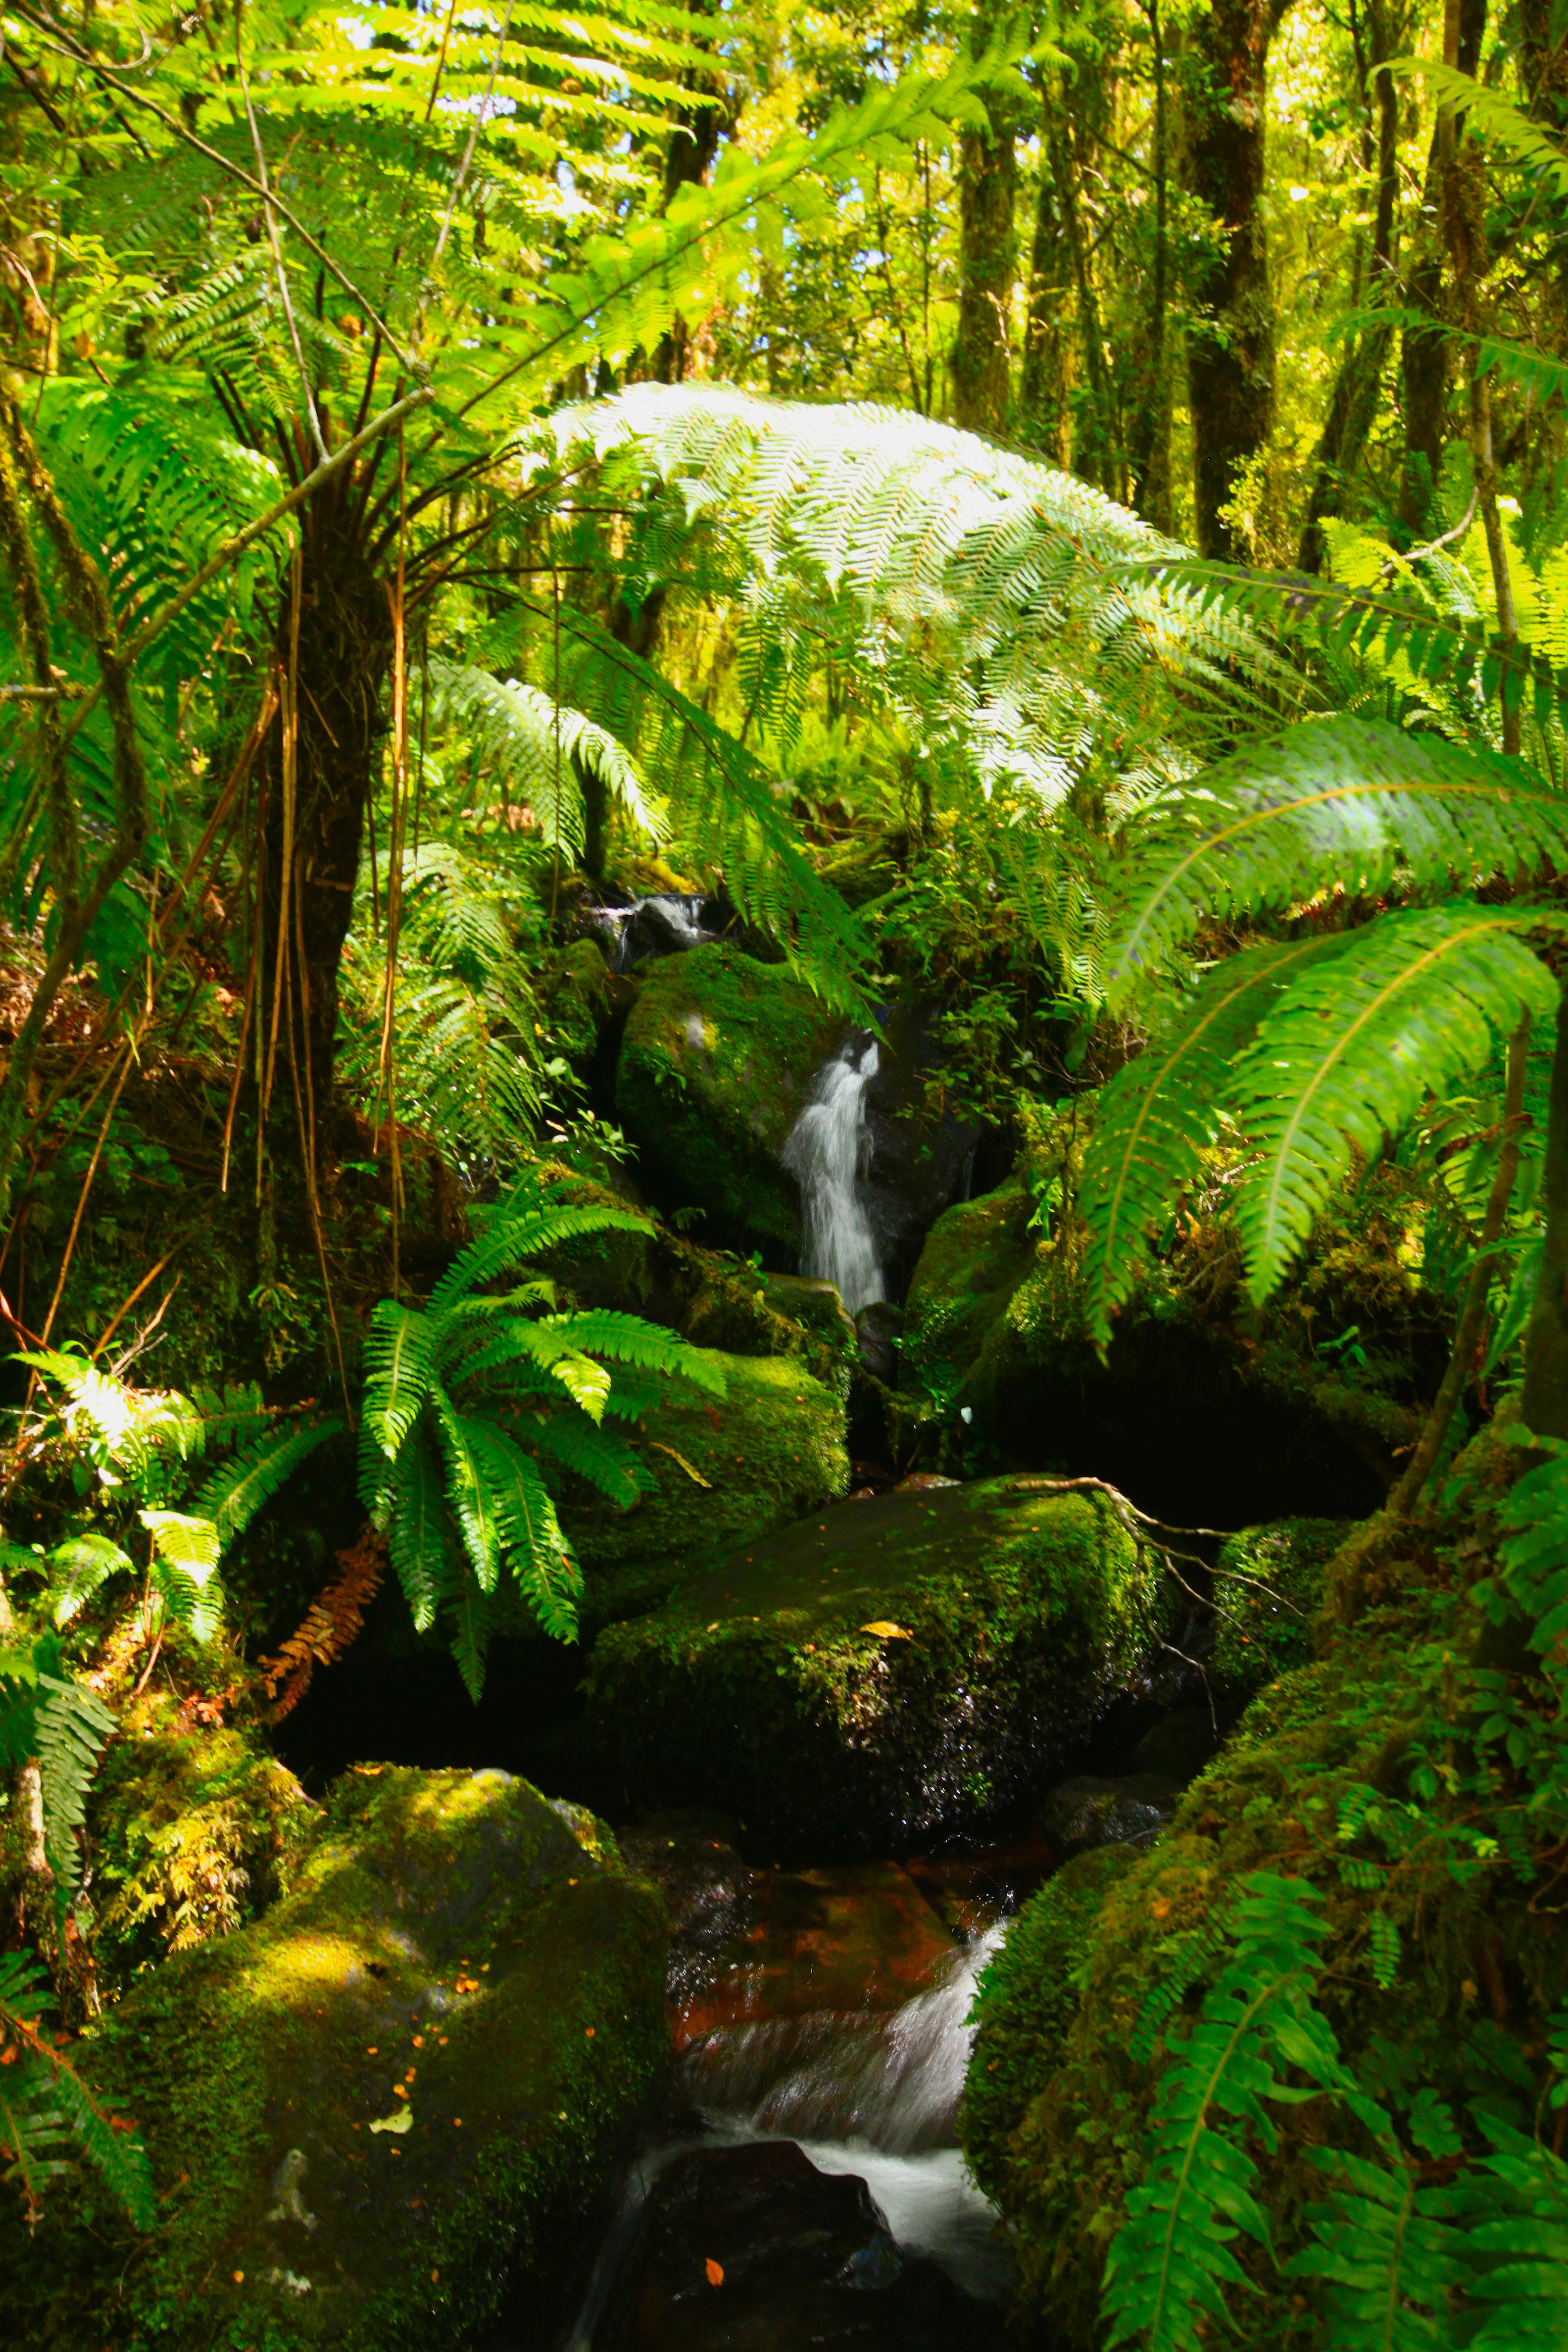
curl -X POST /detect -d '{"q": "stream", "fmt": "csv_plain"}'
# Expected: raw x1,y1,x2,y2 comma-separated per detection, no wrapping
533,1813,1057,2350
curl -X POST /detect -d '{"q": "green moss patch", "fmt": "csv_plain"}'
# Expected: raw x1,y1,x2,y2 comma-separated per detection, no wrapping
1211,1515,1352,1690
614,943,842,1248
1,1767,667,2351
900,1178,1038,1400
583,1479,1164,1852
563,1352,849,1625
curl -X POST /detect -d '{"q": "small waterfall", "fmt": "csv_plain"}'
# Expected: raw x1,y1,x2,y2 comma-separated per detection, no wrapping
782,1035,886,1316
584,891,708,972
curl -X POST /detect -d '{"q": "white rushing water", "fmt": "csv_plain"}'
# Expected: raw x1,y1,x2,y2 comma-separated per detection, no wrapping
782,1034,886,1315
560,1924,1013,2344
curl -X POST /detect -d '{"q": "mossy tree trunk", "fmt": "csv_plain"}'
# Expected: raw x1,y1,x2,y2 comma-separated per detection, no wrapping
951,25,1021,437
1182,0,1292,559
262,476,394,1129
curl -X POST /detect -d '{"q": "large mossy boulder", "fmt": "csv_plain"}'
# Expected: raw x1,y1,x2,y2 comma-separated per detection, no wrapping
951,1482,1568,2349
563,1351,850,1625
901,1176,1038,1403
961,1844,1137,2208
614,942,842,1249
583,1478,1164,1851
2,1767,667,2352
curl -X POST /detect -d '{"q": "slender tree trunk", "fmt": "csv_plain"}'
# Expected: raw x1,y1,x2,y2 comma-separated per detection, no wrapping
1049,118,1120,493
1297,0,1397,571
1397,0,1487,536
1127,0,1173,529
1183,0,1291,559
951,40,1021,436
1019,102,1075,465
1521,994,1568,1439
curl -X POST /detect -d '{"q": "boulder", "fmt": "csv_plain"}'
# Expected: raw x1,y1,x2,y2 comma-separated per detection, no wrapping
1,1767,668,2352
900,1177,1038,1405
615,943,842,1251
583,1478,1165,1852
563,1353,849,1626
1035,1773,1178,1860
594,2141,999,2351
1211,1517,1350,1691
960,1844,1137,2212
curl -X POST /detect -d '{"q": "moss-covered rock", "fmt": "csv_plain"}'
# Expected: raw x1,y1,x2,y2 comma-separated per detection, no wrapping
583,1479,1165,1851
961,1845,1136,2207
563,1352,849,1624
954,1479,1568,2347
3,1766,667,2351
900,1177,1038,1405
1211,1516,1352,1691
614,943,842,1249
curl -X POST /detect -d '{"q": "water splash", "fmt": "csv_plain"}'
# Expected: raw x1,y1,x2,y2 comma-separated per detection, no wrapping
782,1035,886,1315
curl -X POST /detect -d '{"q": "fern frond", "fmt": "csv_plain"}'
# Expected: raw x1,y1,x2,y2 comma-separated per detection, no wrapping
256,1527,386,1718
47,1532,133,1627
527,1408,649,1508
461,1416,583,1640
1101,1873,1338,2352
426,659,664,846
426,1196,653,1321
1463,2115,1568,2343
445,1568,491,1707
431,1388,502,1595
384,1423,451,1635
544,1308,728,1395
360,1301,439,1466
1080,934,1358,1344
1228,904,1559,1299
198,1416,344,1543
1288,2147,1461,2349
33,1675,116,1917
1103,719,1568,999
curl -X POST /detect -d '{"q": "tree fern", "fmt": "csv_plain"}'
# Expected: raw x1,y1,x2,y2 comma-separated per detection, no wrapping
1101,720,1568,1001
1081,935,1358,1342
1227,905,1560,1300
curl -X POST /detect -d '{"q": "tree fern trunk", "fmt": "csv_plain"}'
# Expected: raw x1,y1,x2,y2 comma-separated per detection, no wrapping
263,490,393,1122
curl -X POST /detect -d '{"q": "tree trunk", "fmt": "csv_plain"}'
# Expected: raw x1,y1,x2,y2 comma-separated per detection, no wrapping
263,485,393,1123
1127,0,1173,529
1521,992,1568,1439
1397,0,1487,536
1049,117,1120,493
951,61,1020,436
1182,0,1291,559
1297,0,1397,570
1019,115,1075,465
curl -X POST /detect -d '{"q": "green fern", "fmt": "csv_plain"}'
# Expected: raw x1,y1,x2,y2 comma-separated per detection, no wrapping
1081,935,1357,1343
1101,1872,1343,2352
352,1165,728,1693
1226,905,1559,1300
1462,2115,1568,2344
1286,2146,1461,2349
1101,720,1568,1002
0,1948,154,2230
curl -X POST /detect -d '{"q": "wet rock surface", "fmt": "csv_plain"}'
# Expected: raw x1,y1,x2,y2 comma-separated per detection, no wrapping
1035,1773,1179,1859
585,1477,1164,1852
2,1769,668,2352
595,2142,1003,2350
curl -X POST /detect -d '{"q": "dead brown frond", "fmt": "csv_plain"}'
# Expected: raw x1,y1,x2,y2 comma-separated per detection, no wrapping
258,1524,386,1718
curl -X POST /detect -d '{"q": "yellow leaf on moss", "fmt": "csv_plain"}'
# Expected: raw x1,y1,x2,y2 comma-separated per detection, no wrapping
861,1621,912,1639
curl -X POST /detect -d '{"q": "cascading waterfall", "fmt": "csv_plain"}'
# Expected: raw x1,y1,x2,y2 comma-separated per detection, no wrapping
782,1035,886,1315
